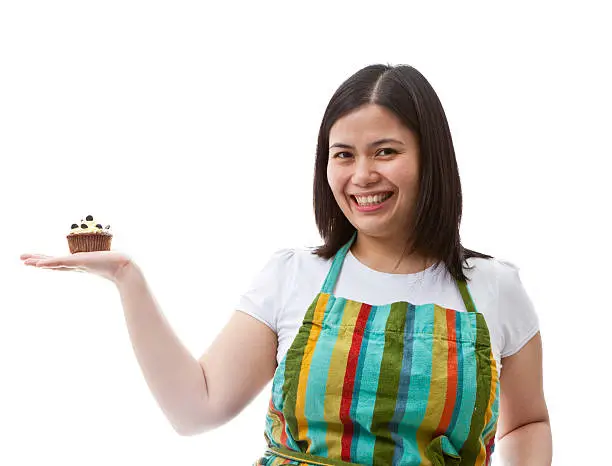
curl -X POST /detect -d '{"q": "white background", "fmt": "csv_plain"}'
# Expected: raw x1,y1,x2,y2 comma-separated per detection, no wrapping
1,1,610,464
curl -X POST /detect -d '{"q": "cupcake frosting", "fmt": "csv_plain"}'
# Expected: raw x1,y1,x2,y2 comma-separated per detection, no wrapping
69,215,112,235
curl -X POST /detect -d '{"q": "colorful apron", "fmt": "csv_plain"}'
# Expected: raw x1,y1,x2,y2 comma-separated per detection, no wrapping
255,232,499,465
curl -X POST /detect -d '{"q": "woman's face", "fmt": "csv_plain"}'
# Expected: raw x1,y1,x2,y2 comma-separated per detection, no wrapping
327,103,421,241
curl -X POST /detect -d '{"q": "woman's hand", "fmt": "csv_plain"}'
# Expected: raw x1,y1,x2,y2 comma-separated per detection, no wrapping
20,251,134,284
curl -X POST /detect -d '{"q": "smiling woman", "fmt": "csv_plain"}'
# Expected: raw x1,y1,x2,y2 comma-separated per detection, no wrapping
244,64,551,465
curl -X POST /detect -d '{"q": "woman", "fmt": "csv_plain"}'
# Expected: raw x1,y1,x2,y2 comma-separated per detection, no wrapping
21,64,552,465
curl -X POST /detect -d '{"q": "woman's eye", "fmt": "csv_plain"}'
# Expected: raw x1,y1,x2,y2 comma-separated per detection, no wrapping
377,148,397,156
333,152,352,159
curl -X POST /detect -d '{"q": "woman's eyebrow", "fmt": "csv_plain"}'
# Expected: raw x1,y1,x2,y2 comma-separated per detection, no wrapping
329,138,404,150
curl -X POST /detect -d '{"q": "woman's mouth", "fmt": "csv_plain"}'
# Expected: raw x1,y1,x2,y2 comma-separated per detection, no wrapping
350,192,394,212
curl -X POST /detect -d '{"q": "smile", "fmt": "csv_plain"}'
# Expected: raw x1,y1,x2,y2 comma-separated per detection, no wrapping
350,192,394,212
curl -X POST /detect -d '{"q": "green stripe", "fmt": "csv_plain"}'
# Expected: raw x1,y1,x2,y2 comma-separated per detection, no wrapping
283,295,321,452
457,280,477,313
459,313,493,463
372,301,408,463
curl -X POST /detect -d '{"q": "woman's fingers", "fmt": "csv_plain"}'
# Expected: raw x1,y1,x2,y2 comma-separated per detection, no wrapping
24,259,84,272
40,266,78,272
36,256,79,268
23,259,47,266
23,260,76,272
20,253,52,260
22,255,78,268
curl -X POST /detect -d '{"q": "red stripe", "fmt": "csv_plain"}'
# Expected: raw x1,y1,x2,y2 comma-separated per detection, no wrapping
485,436,495,464
340,303,372,460
435,309,458,435
268,397,288,446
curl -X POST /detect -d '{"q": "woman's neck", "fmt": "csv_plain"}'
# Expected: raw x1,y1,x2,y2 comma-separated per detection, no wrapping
350,233,436,275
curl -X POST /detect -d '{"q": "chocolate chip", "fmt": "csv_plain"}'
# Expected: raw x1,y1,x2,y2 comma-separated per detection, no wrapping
86,215,93,221
81,223,88,229
96,224,102,229
71,224,79,229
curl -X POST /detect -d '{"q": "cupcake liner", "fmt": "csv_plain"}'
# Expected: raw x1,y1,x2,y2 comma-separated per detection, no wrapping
67,233,113,254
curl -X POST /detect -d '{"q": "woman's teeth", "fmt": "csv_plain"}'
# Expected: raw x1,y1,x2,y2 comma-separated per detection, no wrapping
353,192,393,206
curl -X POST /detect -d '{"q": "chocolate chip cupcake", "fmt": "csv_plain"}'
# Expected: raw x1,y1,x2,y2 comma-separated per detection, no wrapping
67,215,113,253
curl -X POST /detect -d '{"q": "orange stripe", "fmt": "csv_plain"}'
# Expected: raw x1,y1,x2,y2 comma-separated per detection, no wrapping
267,398,288,446
435,308,458,434
295,294,329,451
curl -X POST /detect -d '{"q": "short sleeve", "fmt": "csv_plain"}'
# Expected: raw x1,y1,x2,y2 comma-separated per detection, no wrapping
235,248,296,334
496,259,540,358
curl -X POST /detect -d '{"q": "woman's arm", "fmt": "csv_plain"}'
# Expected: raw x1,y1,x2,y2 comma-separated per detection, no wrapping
115,261,277,435
495,332,552,465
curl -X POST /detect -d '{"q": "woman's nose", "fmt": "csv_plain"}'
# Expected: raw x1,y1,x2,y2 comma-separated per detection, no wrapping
351,158,379,185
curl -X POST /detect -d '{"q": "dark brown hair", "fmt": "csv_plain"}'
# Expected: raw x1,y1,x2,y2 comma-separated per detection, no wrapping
312,63,493,283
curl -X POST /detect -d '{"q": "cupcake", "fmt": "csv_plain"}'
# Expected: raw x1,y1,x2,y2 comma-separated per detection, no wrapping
67,215,113,253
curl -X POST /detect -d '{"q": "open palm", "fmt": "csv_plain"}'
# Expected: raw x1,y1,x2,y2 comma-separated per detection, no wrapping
21,250,133,283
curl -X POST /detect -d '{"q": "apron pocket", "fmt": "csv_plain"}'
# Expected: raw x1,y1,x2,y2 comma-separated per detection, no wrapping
425,434,462,466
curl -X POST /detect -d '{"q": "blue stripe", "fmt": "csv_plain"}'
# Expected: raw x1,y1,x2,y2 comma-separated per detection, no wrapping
303,295,341,457
447,312,478,450
398,304,436,465
447,310,464,434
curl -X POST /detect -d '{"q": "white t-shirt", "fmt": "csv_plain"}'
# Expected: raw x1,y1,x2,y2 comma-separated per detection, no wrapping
236,247,540,376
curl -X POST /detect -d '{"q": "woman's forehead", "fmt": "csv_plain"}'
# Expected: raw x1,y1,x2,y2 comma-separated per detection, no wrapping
329,104,411,143
330,126,415,153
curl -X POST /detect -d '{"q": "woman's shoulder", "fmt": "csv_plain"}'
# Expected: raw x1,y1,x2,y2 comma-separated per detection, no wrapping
271,244,332,263
267,245,329,265
261,246,331,284
461,255,530,313
464,255,522,284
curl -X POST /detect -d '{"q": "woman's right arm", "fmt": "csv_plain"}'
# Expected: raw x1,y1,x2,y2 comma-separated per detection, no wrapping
115,261,278,436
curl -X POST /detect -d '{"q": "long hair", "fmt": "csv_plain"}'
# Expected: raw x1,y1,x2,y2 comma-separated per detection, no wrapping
312,63,492,283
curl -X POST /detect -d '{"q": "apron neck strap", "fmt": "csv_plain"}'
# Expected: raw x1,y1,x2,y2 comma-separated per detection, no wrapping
320,231,356,294
457,279,477,313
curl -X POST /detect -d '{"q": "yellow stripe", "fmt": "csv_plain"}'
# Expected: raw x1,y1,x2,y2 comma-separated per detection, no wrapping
296,294,329,451
475,348,500,465
416,306,449,464
323,299,361,458
267,408,285,447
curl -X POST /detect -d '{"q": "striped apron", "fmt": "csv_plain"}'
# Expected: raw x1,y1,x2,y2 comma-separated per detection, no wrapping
255,232,499,465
